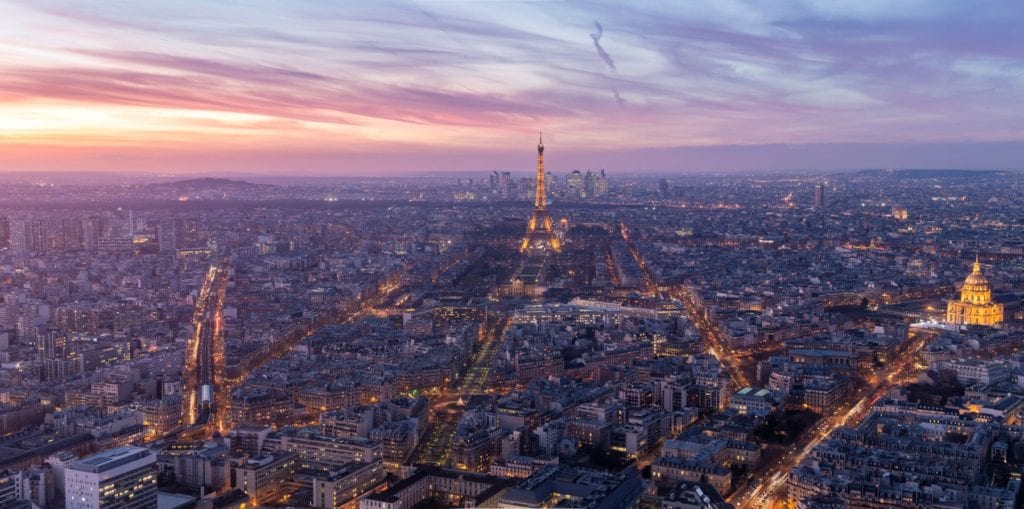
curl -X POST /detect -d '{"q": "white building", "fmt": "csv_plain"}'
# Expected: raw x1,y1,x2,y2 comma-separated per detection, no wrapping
945,359,1011,387
728,387,775,417
65,446,157,509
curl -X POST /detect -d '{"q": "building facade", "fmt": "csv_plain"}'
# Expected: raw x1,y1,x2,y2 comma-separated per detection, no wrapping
64,446,157,509
947,257,1003,325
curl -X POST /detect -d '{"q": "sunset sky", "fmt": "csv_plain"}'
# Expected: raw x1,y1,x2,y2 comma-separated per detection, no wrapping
2,0,1023,174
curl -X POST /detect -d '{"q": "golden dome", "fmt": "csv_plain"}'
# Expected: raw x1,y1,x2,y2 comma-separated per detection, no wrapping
948,254,1003,326
964,272,988,287
963,256,988,287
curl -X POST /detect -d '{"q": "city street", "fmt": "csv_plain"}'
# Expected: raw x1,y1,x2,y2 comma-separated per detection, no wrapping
411,317,508,466
672,285,750,387
733,336,929,508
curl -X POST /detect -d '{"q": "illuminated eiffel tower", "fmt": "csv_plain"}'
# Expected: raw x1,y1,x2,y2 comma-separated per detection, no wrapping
520,133,561,252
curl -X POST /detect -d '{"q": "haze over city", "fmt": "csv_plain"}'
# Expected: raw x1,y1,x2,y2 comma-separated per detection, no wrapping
2,0,1024,174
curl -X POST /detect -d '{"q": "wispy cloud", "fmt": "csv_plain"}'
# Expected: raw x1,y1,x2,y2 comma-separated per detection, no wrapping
588,20,626,106
0,0,1022,172
590,21,616,72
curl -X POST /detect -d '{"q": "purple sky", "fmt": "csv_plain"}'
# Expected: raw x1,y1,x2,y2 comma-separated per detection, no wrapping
1,0,1022,174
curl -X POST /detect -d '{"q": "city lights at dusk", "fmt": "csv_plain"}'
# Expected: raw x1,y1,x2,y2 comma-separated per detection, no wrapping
1,2,1024,509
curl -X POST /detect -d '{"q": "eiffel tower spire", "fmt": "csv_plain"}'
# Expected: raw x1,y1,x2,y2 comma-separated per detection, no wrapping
520,133,560,252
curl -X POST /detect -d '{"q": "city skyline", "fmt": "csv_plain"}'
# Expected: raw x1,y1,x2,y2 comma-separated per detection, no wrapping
2,1,1024,174
2,162,1024,508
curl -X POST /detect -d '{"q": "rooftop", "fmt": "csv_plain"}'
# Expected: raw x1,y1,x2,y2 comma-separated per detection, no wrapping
69,446,152,474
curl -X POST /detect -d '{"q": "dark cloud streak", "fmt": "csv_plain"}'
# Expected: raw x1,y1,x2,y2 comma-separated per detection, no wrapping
590,20,616,71
589,20,626,106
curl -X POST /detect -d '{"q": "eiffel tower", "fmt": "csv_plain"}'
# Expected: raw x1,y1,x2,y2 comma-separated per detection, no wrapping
520,133,561,252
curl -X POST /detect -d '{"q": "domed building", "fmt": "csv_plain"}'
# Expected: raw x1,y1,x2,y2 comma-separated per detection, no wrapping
947,256,1003,325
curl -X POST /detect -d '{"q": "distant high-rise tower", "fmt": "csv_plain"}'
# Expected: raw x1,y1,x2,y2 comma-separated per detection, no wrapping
8,219,28,255
595,169,609,198
498,172,510,198
584,170,597,198
0,216,8,249
39,330,66,362
62,218,84,252
26,219,47,254
83,216,103,253
813,184,825,209
520,134,561,252
658,178,670,197
566,170,584,198
157,222,178,253
489,171,499,194
9,219,46,255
